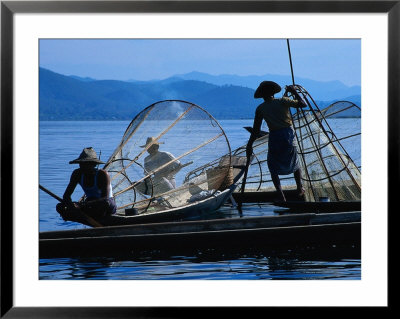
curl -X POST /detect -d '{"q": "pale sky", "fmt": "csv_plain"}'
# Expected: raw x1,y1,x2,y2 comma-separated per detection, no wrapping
39,39,361,86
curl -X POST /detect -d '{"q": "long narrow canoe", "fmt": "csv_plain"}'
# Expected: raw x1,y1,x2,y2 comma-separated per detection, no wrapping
63,183,238,227
40,211,361,258
232,190,361,213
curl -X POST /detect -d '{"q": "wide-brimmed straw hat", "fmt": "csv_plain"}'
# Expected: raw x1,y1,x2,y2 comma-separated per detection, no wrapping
140,137,164,148
69,147,105,164
254,81,281,98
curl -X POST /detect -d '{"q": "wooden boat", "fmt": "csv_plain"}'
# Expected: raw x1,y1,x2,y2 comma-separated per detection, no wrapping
39,211,361,258
232,189,302,203
62,183,241,227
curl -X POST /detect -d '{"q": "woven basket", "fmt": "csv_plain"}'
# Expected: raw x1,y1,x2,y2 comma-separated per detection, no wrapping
206,166,234,191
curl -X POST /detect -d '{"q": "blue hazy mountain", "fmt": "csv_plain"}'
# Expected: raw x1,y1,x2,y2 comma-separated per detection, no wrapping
167,71,361,102
69,75,97,82
40,68,361,120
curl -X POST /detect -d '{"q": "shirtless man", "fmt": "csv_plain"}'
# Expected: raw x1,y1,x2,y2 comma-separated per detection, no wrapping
56,147,116,220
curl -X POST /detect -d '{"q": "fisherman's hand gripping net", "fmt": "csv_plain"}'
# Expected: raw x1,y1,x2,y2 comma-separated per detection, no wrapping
103,100,232,215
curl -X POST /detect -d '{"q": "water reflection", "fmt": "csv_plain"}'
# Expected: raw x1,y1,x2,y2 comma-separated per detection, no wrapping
40,245,360,280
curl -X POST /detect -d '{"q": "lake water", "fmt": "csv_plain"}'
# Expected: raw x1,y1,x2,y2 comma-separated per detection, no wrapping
39,119,361,280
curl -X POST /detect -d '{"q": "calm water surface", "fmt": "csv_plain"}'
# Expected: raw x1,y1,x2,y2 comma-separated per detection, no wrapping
39,119,361,280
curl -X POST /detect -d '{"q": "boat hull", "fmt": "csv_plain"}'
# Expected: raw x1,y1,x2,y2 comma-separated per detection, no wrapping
62,186,236,227
273,200,361,213
233,189,302,203
40,211,361,258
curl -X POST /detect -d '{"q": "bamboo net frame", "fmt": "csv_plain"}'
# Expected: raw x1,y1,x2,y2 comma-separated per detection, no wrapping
102,100,232,215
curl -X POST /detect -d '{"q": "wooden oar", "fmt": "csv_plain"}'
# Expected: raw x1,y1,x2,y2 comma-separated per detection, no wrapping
237,152,252,211
39,184,103,228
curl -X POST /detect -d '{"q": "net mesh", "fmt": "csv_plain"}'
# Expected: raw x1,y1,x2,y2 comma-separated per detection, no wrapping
103,100,232,215
236,86,361,202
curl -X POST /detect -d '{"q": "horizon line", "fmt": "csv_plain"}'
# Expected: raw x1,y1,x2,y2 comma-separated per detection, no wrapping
39,66,361,88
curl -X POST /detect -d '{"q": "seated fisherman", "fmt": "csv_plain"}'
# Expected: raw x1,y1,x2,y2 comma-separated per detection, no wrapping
141,137,182,195
56,147,116,220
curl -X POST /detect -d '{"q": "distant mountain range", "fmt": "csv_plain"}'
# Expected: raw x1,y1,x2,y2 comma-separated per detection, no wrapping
156,71,361,101
39,68,361,120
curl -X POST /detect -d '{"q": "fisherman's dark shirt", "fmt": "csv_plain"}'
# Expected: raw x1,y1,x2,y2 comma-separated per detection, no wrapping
256,97,300,131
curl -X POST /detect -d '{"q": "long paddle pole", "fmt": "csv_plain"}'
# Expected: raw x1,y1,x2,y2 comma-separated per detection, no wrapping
287,39,295,86
239,40,294,209
237,150,252,212
39,184,63,202
39,184,103,228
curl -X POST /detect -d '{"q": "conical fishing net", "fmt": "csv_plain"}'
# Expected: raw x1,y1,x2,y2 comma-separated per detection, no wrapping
236,85,361,202
319,101,361,171
103,100,232,215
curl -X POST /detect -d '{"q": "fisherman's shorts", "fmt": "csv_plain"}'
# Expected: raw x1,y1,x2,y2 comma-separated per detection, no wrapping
267,126,300,175
81,197,117,218
56,197,117,221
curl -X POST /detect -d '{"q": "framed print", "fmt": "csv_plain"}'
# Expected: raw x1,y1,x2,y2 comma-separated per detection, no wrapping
1,0,396,316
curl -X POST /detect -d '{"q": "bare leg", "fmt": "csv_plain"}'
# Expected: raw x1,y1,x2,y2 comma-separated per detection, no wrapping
294,168,305,197
271,173,286,202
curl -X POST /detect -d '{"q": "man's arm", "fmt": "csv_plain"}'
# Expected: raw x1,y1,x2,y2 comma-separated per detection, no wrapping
246,110,263,157
161,152,182,178
167,152,181,169
286,85,307,108
63,169,80,202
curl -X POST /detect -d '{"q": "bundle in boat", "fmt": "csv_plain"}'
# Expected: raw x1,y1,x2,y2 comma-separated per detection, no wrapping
103,100,233,216
234,85,361,205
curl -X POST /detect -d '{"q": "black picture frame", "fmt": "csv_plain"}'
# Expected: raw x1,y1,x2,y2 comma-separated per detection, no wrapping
1,1,395,317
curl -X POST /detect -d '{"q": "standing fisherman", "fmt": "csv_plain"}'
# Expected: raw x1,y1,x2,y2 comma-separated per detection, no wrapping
56,147,116,221
246,81,307,202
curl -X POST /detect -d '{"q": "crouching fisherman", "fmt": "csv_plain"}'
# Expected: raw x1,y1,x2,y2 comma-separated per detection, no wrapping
56,147,116,222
